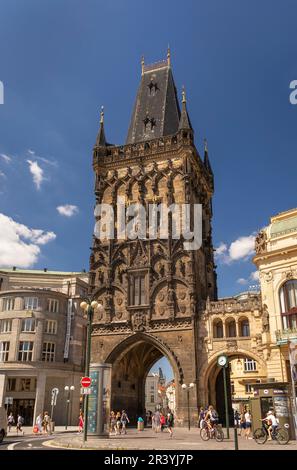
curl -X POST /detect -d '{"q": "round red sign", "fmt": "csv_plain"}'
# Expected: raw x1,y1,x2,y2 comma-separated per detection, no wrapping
81,376,92,388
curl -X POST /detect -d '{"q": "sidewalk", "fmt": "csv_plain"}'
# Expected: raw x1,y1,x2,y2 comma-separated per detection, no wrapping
6,426,78,438
44,427,297,451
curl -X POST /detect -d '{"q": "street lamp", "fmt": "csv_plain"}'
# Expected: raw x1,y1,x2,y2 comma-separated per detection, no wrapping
64,385,75,430
80,297,102,442
182,382,195,431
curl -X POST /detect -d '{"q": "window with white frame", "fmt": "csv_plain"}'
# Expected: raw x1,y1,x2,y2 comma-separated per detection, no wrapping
18,341,33,361
0,341,9,361
42,342,55,362
21,318,35,332
0,319,12,333
2,297,15,311
45,320,57,334
24,297,39,310
48,299,59,313
243,358,257,372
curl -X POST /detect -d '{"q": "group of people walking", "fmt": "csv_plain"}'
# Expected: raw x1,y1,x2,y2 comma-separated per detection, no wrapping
7,413,25,435
110,410,130,435
151,410,174,437
34,411,51,434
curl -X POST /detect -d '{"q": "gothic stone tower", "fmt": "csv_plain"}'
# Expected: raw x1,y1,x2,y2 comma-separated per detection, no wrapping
89,53,217,424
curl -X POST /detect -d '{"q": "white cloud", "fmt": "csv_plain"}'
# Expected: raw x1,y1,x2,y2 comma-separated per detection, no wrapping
0,171,6,178
237,278,248,285
27,149,58,167
27,160,44,190
250,270,259,281
229,235,256,261
215,234,256,264
0,153,12,163
57,204,79,217
0,213,56,268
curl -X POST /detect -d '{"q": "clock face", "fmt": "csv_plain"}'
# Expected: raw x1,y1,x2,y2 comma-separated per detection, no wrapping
218,355,227,366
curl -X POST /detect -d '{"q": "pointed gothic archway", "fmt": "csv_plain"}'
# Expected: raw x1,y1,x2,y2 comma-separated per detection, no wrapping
104,332,181,423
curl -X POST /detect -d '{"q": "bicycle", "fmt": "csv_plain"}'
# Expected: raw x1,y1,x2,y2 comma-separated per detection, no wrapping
253,421,289,445
200,421,224,442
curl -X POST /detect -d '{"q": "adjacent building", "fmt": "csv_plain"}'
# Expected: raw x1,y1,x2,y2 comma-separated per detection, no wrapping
0,268,88,425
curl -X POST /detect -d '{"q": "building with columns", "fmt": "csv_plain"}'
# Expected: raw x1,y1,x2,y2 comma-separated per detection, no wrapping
254,208,297,387
0,268,88,425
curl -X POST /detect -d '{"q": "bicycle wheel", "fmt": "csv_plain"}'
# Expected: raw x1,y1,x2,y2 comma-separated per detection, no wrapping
253,427,267,444
200,428,210,441
215,428,224,442
276,429,289,445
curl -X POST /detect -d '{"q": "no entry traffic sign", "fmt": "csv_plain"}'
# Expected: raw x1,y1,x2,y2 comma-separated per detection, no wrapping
81,376,92,388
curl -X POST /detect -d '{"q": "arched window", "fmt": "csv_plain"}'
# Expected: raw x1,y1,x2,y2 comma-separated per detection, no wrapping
226,319,236,338
239,318,250,337
279,280,297,330
213,320,223,338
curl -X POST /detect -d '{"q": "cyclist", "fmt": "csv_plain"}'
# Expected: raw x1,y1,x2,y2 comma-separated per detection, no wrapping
205,405,218,432
261,410,279,440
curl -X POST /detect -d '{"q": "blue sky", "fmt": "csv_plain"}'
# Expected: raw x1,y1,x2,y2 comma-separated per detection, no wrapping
0,0,297,307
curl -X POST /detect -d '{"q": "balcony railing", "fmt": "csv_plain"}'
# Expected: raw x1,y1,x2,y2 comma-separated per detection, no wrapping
275,328,297,344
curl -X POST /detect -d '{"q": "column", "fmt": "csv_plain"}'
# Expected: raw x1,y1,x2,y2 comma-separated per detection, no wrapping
88,363,112,437
0,374,7,407
33,319,43,361
33,371,46,424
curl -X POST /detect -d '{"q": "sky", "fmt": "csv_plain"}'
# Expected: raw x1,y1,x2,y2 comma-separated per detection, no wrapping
0,0,297,308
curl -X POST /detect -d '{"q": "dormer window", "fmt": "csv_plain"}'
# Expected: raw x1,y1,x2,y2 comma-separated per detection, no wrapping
143,115,156,132
148,79,159,95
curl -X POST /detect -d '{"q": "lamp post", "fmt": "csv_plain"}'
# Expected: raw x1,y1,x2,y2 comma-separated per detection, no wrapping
181,383,195,431
80,298,102,443
64,385,75,430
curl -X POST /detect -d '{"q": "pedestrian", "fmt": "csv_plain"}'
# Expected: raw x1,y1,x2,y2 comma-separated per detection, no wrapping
160,412,166,432
239,409,246,437
7,412,14,432
16,414,25,435
43,411,50,434
244,409,252,439
36,413,43,434
115,411,122,435
153,410,161,433
120,410,129,434
109,411,117,434
78,410,84,433
166,410,174,438
199,407,205,429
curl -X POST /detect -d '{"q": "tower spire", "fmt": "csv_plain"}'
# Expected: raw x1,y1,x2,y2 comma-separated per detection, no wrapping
203,138,213,175
95,105,106,147
178,86,192,131
141,55,145,76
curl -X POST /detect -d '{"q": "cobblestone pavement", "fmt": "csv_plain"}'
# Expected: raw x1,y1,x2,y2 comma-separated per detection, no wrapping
44,427,297,451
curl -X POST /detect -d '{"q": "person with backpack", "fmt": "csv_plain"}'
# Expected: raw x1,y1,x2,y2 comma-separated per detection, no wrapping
205,405,218,433
120,410,130,434
7,412,14,432
16,414,25,435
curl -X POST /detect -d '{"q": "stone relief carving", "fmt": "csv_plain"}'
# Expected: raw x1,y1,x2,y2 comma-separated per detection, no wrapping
255,230,267,254
262,304,270,333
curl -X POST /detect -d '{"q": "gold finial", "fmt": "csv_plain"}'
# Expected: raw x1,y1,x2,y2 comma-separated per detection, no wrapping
204,138,208,153
100,106,104,124
182,85,186,103
141,55,145,75
167,45,171,66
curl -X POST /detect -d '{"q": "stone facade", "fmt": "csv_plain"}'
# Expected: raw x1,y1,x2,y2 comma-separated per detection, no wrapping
0,268,88,425
89,56,217,424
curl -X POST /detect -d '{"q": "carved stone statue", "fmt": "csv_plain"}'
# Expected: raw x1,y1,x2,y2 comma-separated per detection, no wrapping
255,230,267,254
262,304,270,333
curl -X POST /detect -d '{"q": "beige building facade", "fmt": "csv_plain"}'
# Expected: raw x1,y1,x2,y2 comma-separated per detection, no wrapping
0,268,88,426
254,208,297,386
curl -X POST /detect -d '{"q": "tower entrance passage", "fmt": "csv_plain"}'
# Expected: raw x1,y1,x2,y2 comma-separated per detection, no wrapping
105,334,177,424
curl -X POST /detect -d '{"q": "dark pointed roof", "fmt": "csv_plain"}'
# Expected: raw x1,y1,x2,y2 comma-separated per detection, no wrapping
203,139,213,175
178,87,193,131
95,107,106,147
126,57,181,144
